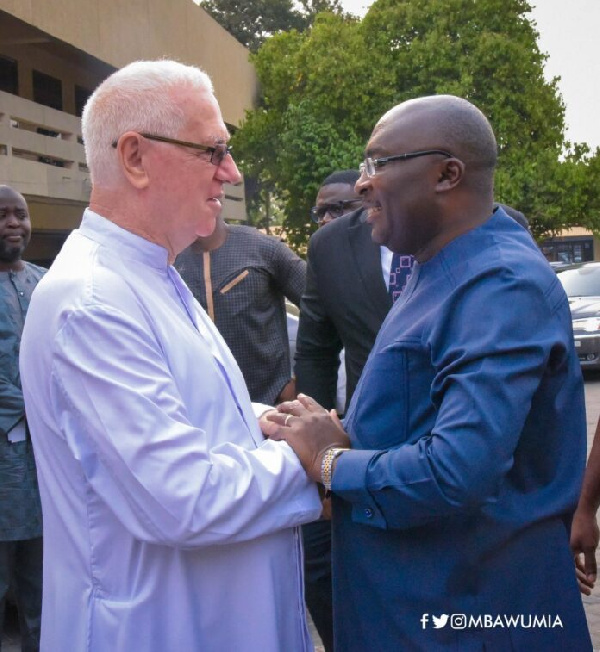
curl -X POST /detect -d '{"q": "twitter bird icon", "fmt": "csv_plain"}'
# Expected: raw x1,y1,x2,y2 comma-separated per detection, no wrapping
432,614,449,628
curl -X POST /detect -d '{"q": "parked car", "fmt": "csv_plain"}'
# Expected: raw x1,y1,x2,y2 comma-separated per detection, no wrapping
550,260,578,273
557,262,600,368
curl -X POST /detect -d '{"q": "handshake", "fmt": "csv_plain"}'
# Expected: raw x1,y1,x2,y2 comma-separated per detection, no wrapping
260,394,350,486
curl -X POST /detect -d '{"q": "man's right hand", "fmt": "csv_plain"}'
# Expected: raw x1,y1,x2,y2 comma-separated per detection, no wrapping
570,505,599,595
263,394,350,483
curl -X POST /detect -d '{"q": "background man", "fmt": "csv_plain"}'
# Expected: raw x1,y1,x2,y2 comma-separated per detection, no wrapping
19,60,321,652
176,214,305,404
571,415,600,595
295,169,399,412
296,169,401,650
265,95,591,650
496,202,530,231
0,185,44,652
309,172,363,229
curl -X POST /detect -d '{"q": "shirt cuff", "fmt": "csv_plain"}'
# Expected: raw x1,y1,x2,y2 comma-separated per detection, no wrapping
7,419,27,443
252,402,275,419
332,449,387,528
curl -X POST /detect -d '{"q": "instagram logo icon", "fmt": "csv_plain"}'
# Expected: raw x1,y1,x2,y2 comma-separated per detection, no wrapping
450,614,467,629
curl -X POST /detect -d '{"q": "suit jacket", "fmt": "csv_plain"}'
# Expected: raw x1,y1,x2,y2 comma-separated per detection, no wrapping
295,209,391,410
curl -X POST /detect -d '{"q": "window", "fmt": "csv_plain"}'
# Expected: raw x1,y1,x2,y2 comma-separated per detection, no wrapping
541,238,594,265
0,56,18,94
74,85,91,117
32,70,62,110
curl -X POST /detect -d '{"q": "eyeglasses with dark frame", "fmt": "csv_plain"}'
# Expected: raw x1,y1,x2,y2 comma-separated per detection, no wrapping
310,198,363,223
111,132,232,166
359,149,454,178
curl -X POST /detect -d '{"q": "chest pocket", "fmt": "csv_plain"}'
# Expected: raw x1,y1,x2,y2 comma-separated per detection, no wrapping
347,337,435,450
216,267,271,314
219,270,249,294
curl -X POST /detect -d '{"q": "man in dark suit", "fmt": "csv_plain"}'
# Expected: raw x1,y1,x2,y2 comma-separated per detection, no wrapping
295,170,392,412
295,170,402,651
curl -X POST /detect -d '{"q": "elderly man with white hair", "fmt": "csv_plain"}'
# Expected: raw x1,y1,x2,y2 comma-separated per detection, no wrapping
19,60,321,652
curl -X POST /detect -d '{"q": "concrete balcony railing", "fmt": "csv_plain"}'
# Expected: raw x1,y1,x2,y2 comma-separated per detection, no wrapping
0,90,91,203
0,90,247,220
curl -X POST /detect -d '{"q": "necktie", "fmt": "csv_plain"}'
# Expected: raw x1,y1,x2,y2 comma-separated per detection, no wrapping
389,253,414,302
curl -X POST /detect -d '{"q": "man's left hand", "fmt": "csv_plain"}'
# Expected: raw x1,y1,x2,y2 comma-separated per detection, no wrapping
570,505,599,595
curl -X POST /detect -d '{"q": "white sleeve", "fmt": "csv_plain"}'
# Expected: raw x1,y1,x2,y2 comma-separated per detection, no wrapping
50,304,321,548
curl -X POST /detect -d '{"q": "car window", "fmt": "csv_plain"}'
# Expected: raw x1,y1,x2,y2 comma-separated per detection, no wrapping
558,266,600,297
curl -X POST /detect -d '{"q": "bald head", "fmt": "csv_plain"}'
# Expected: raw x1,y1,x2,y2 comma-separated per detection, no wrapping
377,95,497,190
0,185,26,204
357,95,498,261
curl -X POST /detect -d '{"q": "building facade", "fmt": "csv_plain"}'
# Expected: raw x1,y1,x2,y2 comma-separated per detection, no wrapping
0,0,257,265
540,227,600,266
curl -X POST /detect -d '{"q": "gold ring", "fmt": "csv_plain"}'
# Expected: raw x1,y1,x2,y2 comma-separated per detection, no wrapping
284,414,292,427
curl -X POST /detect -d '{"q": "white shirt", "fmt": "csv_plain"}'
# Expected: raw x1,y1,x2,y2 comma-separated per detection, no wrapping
380,245,394,289
20,210,321,652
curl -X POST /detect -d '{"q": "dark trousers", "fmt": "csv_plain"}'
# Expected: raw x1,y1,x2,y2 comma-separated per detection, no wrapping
0,538,42,652
302,519,333,652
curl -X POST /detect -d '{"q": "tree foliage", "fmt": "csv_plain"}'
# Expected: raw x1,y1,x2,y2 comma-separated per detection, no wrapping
232,0,600,248
200,0,343,52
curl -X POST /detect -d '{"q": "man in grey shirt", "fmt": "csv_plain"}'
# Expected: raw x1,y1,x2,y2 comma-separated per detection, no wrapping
0,185,44,652
176,217,305,404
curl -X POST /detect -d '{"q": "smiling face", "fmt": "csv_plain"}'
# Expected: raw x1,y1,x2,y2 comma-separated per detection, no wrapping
357,97,498,261
0,186,31,270
356,105,449,258
175,89,240,237
141,86,241,259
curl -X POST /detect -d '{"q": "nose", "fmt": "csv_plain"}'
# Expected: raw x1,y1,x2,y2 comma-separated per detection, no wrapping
355,169,370,195
5,211,20,227
320,213,334,225
216,153,242,185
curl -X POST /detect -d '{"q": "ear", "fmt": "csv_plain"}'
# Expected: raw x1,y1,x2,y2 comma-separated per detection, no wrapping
115,132,150,190
435,158,464,193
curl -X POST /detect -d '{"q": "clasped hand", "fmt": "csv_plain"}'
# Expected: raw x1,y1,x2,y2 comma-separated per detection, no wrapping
260,394,350,483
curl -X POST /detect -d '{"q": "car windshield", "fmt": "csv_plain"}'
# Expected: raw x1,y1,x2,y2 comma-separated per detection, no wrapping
558,266,600,298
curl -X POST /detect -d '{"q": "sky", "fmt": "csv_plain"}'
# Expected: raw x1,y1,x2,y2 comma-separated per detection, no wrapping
339,0,600,150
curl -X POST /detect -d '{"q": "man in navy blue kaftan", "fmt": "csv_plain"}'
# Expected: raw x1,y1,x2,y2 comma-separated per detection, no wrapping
263,95,591,651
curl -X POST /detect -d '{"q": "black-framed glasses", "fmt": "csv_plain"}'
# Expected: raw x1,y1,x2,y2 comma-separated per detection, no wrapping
311,199,362,223
359,149,454,178
111,132,232,166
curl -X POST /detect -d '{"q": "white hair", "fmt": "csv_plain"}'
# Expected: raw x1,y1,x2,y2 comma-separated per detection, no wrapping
81,60,214,186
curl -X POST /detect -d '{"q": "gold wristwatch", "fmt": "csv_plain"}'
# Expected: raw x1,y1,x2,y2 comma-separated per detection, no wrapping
321,447,350,491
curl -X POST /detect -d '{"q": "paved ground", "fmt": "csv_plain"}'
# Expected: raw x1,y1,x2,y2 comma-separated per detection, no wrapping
5,374,600,651
308,613,325,651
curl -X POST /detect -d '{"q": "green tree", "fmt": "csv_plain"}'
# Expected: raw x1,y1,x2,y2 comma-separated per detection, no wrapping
233,0,600,248
200,0,343,52
234,14,372,244
497,143,600,239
